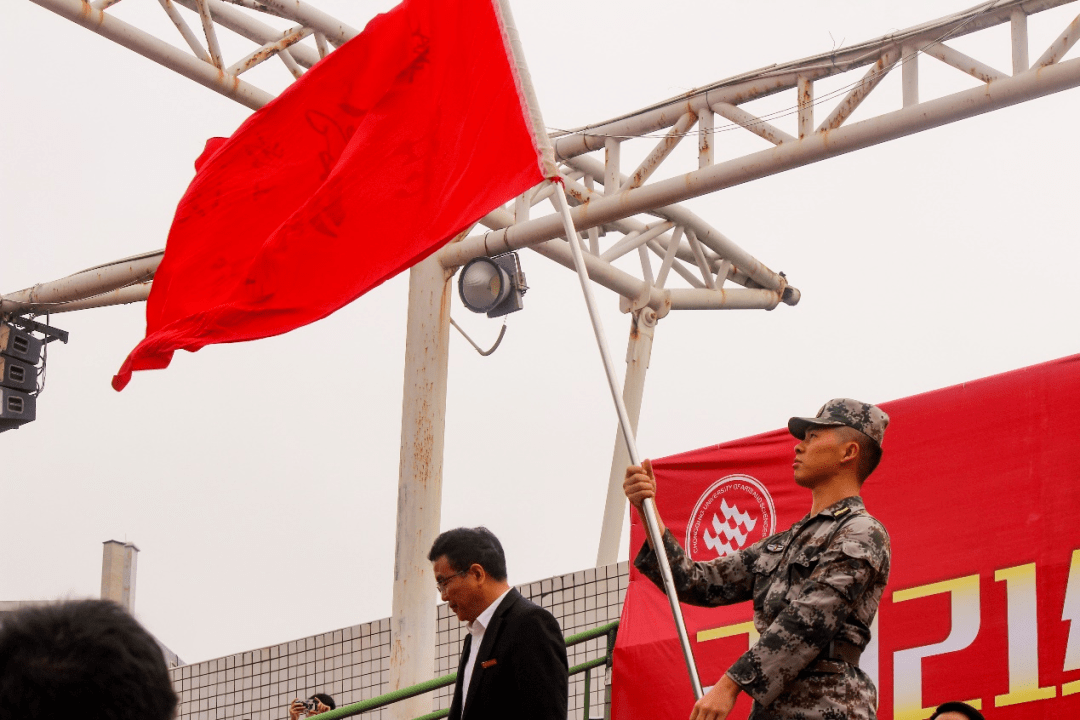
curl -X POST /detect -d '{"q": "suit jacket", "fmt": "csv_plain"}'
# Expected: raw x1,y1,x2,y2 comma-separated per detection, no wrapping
448,589,568,720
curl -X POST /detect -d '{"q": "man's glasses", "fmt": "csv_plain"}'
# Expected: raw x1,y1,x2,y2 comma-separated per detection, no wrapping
435,570,469,592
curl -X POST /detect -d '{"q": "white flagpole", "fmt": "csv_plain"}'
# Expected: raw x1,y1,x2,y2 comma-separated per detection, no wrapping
491,0,558,179
549,183,704,701
494,0,704,699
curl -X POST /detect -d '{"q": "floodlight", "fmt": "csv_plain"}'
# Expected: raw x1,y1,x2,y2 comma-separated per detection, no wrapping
457,253,526,318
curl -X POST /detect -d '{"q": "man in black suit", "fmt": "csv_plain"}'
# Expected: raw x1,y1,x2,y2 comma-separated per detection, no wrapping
429,527,568,720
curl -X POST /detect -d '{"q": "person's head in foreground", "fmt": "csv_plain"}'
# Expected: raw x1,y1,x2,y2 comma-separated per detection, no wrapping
0,599,177,720
929,701,985,720
788,397,889,486
428,526,510,623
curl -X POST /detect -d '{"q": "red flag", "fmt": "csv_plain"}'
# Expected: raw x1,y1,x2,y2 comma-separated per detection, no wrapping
113,0,548,390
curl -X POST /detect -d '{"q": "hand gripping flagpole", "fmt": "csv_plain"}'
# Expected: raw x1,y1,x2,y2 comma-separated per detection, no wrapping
493,0,702,698
550,183,704,701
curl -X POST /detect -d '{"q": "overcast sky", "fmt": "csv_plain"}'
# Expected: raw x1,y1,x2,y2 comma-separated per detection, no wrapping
3,0,1078,664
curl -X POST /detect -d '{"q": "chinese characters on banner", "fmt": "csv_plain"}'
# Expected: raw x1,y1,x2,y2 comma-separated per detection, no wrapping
613,354,1080,719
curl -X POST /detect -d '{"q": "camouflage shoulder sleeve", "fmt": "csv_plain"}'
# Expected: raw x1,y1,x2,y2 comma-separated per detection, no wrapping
633,529,757,607
726,515,890,706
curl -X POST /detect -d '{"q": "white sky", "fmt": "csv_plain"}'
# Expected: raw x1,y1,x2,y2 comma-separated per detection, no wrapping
2,0,1078,664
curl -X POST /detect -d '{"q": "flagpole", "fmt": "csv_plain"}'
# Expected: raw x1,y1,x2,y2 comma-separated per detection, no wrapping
550,183,705,701
494,0,703,699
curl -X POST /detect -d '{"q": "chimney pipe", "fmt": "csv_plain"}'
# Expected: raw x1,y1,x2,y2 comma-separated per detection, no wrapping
101,540,138,613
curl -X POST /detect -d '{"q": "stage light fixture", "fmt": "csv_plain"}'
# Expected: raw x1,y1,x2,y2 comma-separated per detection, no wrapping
457,253,526,318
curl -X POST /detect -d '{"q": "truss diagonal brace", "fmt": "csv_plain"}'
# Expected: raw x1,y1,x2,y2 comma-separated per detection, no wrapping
175,0,322,68
561,155,786,292
159,0,212,63
32,0,274,110
226,24,312,76
252,0,357,47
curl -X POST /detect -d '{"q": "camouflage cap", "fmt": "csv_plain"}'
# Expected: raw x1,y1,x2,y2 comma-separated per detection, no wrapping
788,398,890,447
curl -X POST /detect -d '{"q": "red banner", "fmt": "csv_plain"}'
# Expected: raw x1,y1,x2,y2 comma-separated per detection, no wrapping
613,354,1080,720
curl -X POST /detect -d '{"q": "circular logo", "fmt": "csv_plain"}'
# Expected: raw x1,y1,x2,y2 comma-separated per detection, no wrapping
685,474,776,561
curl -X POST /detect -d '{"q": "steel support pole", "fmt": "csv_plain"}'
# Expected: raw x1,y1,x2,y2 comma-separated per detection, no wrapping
595,308,657,567
389,255,452,720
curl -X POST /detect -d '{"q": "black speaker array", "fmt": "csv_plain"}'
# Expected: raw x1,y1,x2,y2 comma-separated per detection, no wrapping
0,324,42,432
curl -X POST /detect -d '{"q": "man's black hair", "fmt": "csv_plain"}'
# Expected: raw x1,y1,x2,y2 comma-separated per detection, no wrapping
312,692,336,710
857,432,883,480
0,599,178,720
836,426,883,482
427,526,508,581
929,701,985,720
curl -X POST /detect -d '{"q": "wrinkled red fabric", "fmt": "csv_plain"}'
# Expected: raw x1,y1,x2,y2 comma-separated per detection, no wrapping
114,0,544,390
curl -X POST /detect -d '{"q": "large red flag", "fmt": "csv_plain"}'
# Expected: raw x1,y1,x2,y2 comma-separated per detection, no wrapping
113,0,549,390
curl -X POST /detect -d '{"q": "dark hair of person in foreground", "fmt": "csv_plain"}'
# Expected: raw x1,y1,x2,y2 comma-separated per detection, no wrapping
929,701,985,720
0,599,178,720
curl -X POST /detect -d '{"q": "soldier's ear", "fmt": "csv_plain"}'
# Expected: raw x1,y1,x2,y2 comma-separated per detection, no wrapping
840,436,861,465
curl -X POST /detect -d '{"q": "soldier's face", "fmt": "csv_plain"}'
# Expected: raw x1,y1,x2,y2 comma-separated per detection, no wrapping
792,426,847,487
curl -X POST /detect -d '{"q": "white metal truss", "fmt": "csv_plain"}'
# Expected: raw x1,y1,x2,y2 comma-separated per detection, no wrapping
444,0,1080,321
7,0,1080,322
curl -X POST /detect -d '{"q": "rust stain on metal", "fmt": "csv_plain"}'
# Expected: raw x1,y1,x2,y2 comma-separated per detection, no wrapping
81,0,103,27
215,66,241,92
241,49,276,73
566,185,590,206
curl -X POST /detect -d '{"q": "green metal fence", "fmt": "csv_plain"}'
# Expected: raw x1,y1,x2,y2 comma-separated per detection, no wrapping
313,620,619,720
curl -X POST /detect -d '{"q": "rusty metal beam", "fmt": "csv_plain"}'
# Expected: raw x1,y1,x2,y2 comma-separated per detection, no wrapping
0,252,162,316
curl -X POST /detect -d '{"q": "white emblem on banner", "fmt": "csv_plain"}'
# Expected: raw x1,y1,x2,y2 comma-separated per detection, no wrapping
687,475,776,561
703,499,759,556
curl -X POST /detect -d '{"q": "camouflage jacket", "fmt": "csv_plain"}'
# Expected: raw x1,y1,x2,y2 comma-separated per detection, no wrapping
635,495,890,720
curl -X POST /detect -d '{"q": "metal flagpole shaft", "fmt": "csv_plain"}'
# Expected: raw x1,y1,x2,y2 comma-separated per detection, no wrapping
551,182,704,700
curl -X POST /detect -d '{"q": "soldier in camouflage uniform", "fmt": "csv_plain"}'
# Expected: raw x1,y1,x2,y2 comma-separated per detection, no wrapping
625,399,891,720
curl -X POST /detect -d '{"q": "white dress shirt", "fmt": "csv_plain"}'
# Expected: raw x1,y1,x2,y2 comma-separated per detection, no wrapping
460,588,512,709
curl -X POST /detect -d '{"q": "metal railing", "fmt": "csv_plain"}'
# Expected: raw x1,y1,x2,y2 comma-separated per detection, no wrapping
315,620,620,720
